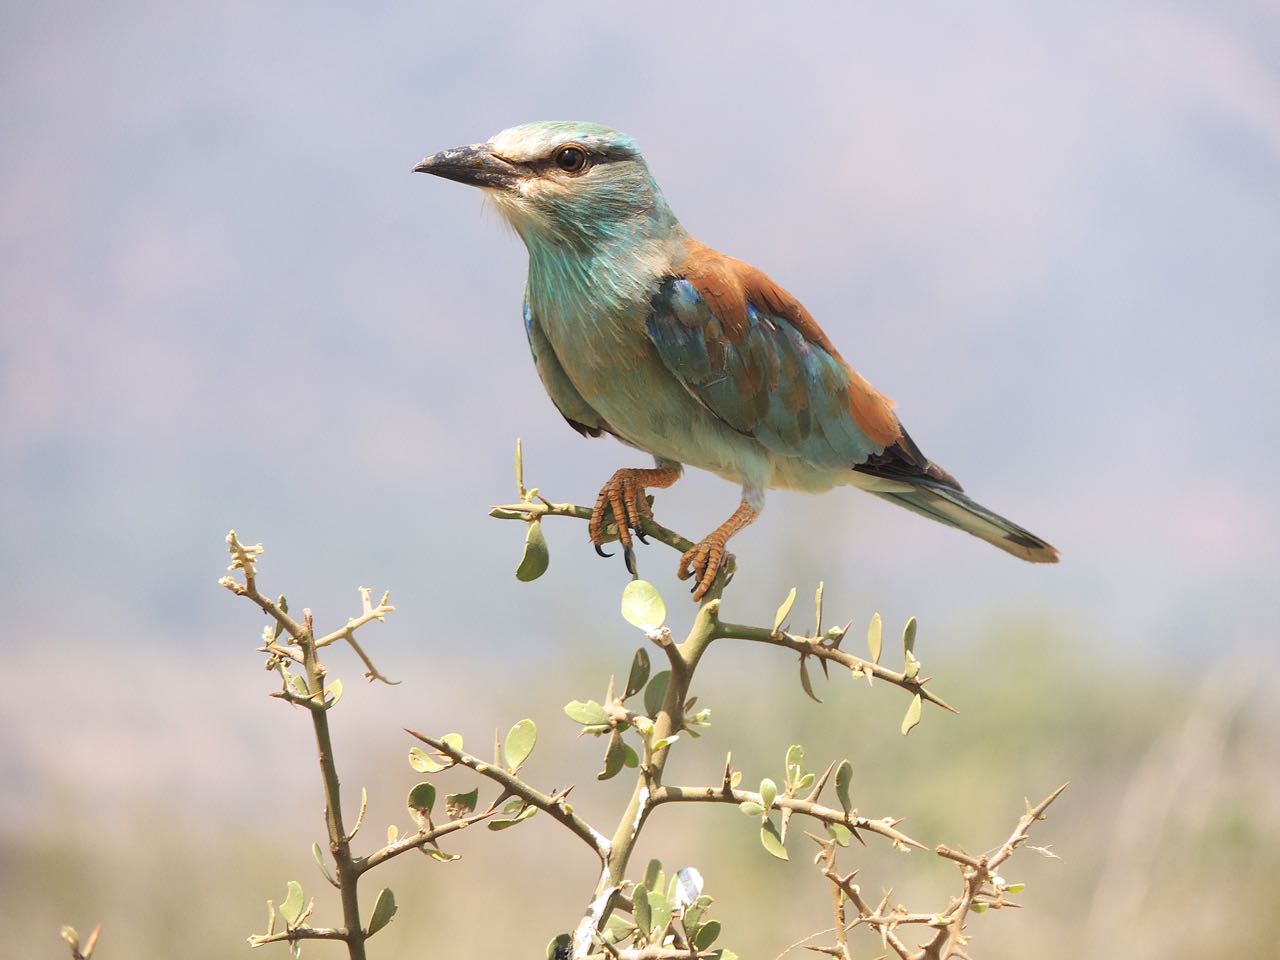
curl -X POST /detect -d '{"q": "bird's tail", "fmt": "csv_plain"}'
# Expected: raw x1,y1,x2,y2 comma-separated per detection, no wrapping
872,481,1059,563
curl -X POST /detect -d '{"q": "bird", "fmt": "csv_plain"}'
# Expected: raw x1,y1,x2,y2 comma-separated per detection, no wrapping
414,121,1057,600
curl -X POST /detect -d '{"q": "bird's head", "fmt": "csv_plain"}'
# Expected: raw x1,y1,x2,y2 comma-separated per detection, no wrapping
414,121,678,252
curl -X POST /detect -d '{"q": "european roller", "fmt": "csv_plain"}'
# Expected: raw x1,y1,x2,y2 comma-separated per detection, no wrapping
415,121,1058,599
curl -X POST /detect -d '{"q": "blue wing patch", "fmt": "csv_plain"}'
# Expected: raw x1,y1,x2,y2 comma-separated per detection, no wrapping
646,278,884,467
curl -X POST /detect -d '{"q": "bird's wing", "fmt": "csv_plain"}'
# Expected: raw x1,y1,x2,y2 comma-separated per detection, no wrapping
645,241,909,469
524,300,610,438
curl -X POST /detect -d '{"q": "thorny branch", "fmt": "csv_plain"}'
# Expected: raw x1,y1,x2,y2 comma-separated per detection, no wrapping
404,729,611,858
489,484,1061,959
798,783,1069,960
220,530,498,960
491,498,954,711
210,453,1064,960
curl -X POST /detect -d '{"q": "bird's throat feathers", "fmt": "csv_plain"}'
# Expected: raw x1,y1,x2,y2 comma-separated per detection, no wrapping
495,182,688,317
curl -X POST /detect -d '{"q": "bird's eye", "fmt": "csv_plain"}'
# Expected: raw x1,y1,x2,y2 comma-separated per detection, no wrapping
554,145,589,174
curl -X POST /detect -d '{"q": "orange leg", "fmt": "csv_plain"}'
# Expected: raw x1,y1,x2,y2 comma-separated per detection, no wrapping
589,466,682,554
678,500,759,601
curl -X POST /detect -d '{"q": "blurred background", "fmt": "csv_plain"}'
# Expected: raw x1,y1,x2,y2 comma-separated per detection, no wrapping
3,0,1278,957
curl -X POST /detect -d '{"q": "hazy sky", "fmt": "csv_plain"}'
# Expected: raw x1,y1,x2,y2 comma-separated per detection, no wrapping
2,0,1278,825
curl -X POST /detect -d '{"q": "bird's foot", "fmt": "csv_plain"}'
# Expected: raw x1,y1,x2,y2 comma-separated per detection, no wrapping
677,501,759,601
589,466,681,574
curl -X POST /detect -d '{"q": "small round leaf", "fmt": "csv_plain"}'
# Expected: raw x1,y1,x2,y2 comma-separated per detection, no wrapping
621,579,666,631
504,719,537,773
759,778,778,812
279,881,305,926
759,818,789,860
407,782,436,817
901,693,923,736
366,887,397,937
516,520,550,582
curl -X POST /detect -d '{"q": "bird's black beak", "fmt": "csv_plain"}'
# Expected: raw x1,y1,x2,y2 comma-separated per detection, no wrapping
412,143,520,190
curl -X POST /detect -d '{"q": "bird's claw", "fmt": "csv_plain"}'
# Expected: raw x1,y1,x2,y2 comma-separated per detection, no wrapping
588,468,660,561
623,543,638,577
594,543,614,559
677,537,729,602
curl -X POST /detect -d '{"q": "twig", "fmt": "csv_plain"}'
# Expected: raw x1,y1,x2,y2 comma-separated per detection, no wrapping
652,785,926,850
405,729,610,859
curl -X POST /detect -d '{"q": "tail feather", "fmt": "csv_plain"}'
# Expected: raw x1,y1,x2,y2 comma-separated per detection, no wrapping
873,481,1059,563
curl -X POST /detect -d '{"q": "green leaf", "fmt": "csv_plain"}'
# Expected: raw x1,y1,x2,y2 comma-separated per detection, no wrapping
827,823,853,847
835,760,854,816
799,657,822,703
603,914,635,944
445,788,479,820
441,732,464,753
564,699,609,725
901,693,923,736
407,782,436,818
408,746,445,773
279,880,305,926
772,587,796,633
971,901,988,913
643,858,664,894
516,520,550,581
715,951,740,960
366,887,397,937
323,678,343,707
785,744,805,776
387,824,398,843
621,579,666,630
904,651,920,680
622,743,640,768
625,648,651,699
902,616,917,655
643,671,671,717
647,890,673,937
598,730,626,780
1005,883,1026,894
867,613,883,663
311,842,335,885
694,920,722,949
684,894,713,935
652,734,679,751
759,818,789,860
759,778,777,812
504,719,537,773
738,800,765,817
545,932,571,960
488,804,537,830
632,885,651,941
